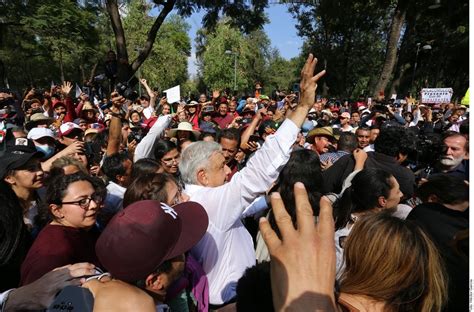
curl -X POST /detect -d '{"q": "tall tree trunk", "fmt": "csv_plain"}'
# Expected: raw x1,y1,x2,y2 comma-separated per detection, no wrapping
106,0,131,83
106,0,176,84
59,48,65,83
371,0,409,97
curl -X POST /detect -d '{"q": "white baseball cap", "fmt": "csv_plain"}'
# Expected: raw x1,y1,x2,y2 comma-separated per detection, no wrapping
27,127,55,140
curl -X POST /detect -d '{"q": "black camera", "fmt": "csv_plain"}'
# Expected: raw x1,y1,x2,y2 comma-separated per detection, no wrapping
115,82,138,102
127,128,143,144
406,133,443,179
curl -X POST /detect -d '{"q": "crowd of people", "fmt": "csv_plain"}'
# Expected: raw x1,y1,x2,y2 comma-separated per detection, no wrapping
0,54,468,311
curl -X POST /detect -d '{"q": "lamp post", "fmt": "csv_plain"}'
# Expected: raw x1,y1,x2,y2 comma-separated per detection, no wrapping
410,43,432,93
225,50,237,91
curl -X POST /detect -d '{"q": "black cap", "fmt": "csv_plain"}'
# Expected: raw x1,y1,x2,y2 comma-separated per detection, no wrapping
0,138,43,178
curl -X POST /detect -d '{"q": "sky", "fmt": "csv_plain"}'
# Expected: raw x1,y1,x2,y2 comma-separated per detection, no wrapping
184,5,303,77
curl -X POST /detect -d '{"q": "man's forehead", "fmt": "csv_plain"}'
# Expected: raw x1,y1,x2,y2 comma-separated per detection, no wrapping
444,136,466,146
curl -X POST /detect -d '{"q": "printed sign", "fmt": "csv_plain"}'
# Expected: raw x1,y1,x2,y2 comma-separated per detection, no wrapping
421,88,453,104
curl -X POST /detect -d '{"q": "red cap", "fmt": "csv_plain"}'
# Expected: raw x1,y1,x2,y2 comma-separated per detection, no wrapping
96,200,208,283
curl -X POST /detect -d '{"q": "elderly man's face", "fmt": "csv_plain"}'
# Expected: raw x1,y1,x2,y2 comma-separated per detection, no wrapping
204,151,231,187
440,135,468,169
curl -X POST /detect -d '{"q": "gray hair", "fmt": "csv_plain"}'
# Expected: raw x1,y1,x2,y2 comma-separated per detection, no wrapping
179,141,222,185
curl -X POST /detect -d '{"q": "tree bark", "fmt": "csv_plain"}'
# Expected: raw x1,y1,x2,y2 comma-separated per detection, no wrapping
106,0,131,82
106,0,176,84
59,47,65,83
371,0,409,97
131,0,176,72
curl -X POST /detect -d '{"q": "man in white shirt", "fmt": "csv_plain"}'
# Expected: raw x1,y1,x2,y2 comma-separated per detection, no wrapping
179,54,326,306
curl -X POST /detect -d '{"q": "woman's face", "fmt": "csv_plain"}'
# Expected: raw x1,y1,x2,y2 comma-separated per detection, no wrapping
6,158,44,191
160,148,180,174
187,106,197,114
162,105,171,115
53,180,101,229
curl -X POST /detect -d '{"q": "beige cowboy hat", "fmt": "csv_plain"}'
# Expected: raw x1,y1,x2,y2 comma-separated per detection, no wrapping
168,122,201,140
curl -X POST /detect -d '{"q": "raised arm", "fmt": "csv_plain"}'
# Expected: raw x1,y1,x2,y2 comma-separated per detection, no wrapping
106,93,126,156
210,54,326,229
140,79,156,110
240,107,266,151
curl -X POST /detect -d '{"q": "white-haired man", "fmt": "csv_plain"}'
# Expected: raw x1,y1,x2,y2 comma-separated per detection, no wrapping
179,55,326,307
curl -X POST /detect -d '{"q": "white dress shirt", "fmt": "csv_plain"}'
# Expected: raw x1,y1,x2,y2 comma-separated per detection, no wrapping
134,115,172,162
186,119,299,305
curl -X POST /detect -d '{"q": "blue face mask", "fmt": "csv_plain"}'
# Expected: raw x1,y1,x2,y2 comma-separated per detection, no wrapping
35,144,55,159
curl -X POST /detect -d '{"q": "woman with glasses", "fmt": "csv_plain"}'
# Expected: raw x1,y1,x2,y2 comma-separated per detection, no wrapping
20,172,106,285
154,140,180,176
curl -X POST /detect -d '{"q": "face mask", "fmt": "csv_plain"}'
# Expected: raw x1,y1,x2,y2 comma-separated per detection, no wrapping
35,144,55,159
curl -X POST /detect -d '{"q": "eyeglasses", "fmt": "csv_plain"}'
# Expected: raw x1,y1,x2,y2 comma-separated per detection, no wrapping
61,194,103,210
161,155,180,166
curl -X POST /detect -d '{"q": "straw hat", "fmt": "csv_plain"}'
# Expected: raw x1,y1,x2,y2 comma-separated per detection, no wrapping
168,122,201,140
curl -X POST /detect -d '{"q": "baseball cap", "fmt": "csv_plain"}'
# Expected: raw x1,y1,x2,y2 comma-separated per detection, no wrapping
187,100,199,106
96,200,208,283
27,128,55,140
340,112,350,119
59,122,83,137
306,126,336,143
0,140,43,178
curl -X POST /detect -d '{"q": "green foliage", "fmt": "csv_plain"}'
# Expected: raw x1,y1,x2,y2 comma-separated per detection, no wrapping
21,0,100,81
289,0,392,97
199,22,253,92
197,21,300,96
289,0,469,98
123,1,191,92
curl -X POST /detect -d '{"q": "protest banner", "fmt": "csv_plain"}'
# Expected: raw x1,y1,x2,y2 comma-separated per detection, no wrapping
420,88,453,104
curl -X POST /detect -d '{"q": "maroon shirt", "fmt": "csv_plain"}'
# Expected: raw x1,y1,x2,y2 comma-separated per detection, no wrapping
212,113,234,129
20,224,100,285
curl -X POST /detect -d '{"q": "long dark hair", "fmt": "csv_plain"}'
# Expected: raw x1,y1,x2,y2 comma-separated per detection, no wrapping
334,168,393,230
268,149,324,238
153,140,178,161
0,182,27,265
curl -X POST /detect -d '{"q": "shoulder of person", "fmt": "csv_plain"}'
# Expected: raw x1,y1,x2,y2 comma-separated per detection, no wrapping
83,279,155,312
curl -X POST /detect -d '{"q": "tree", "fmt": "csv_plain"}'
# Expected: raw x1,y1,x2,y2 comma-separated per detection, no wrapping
122,0,191,91
371,0,409,96
105,0,269,84
22,0,99,83
289,0,392,97
199,23,253,92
